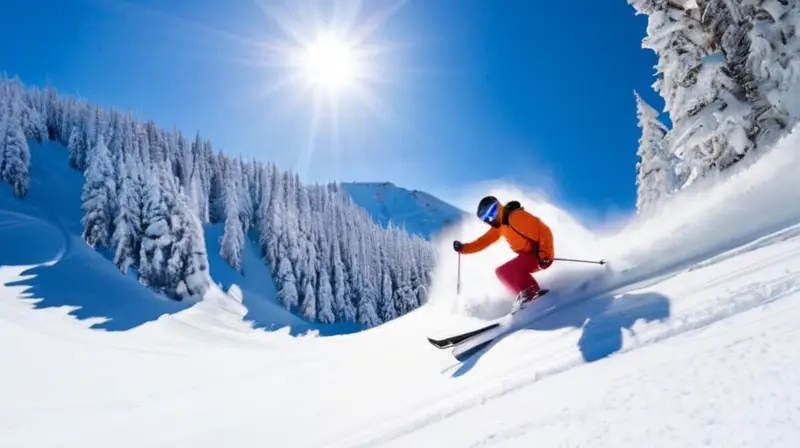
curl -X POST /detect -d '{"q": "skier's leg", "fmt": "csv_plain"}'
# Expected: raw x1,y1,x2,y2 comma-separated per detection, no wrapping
495,252,540,296
523,263,543,301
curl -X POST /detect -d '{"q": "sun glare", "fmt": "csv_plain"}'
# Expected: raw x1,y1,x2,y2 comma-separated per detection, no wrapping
299,33,361,93
241,0,415,177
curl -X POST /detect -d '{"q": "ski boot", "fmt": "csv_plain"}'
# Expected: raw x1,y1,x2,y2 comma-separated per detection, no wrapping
511,285,549,314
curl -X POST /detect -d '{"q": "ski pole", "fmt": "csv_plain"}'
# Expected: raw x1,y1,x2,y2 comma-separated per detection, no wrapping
554,257,606,265
456,252,462,295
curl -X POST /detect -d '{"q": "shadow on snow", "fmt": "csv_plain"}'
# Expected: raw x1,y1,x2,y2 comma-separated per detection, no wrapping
0,221,192,332
452,290,671,377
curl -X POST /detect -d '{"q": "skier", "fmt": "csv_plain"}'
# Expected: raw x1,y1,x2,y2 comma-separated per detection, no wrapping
453,196,554,306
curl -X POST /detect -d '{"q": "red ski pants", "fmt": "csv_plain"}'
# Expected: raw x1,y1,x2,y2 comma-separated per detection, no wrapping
495,251,540,295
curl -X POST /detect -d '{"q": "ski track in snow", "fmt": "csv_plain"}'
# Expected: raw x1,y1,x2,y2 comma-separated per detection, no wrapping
445,298,800,448
329,235,800,448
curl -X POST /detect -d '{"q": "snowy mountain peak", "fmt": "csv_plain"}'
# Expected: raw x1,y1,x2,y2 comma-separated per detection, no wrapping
341,181,468,240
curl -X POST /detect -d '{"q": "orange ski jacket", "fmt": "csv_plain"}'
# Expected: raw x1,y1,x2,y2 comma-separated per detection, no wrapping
461,201,554,262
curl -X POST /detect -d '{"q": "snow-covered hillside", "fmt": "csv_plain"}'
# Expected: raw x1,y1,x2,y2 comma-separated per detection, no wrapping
0,78,438,330
0,140,354,336
342,181,468,239
4,117,800,446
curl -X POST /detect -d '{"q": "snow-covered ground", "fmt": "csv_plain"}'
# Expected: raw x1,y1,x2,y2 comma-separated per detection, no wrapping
3,126,800,447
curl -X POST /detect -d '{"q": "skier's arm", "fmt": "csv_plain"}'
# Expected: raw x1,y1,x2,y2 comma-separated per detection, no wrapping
460,227,500,254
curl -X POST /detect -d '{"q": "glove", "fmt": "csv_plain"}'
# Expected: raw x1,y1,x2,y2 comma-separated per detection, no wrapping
453,240,463,253
538,255,552,269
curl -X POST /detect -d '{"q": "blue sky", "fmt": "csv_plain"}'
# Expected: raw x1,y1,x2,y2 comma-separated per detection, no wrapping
1,0,662,217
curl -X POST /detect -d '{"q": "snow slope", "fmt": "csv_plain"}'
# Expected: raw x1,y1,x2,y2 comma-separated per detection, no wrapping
3,127,800,447
342,181,468,239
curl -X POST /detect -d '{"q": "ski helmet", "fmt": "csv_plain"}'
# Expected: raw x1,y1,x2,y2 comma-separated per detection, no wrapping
476,196,500,224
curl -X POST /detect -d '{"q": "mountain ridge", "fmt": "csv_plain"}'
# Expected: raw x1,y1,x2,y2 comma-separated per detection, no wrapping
341,181,468,240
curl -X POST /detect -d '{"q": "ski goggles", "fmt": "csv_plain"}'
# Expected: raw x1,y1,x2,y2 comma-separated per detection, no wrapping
480,201,499,223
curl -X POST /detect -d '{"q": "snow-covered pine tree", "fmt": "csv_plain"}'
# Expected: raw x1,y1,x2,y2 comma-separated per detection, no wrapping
314,209,336,323
80,135,116,248
189,132,211,223
411,238,433,307
634,90,676,212
164,129,180,182
146,121,168,169
67,125,88,171
108,114,132,220
177,132,193,191
200,140,214,221
263,165,284,268
105,111,121,161
138,167,210,301
0,90,31,198
703,2,781,142
186,169,204,223
281,171,302,272
326,191,352,321
630,0,756,187
298,274,317,321
208,153,226,224
134,119,151,170
237,158,254,231
256,163,273,254
19,84,48,141
0,82,7,169
162,170,211,301
378,234,397,322
275,241,300,310
700,0,789,146
355,225,381,328
41,86,60,141
273,172,303,312
250,161,263,221
86,105,108,153
335,190,358,322
316,263,335,323
220,177,244,272
0,76,46,145
392,233,415,316
138,170,170,294
52,93,72,146
741,0,800,125
15,85,47,144
296,182,318,320
112,152,145,274
75,107,97,171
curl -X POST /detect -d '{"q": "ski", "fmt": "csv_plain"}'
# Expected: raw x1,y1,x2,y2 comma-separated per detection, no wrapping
427,322,500,349
449,289,556,362
427,290,551,350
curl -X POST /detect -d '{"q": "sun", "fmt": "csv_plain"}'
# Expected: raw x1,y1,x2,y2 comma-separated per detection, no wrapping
238,0,416,176
250,1,410,109
298,33,361,94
